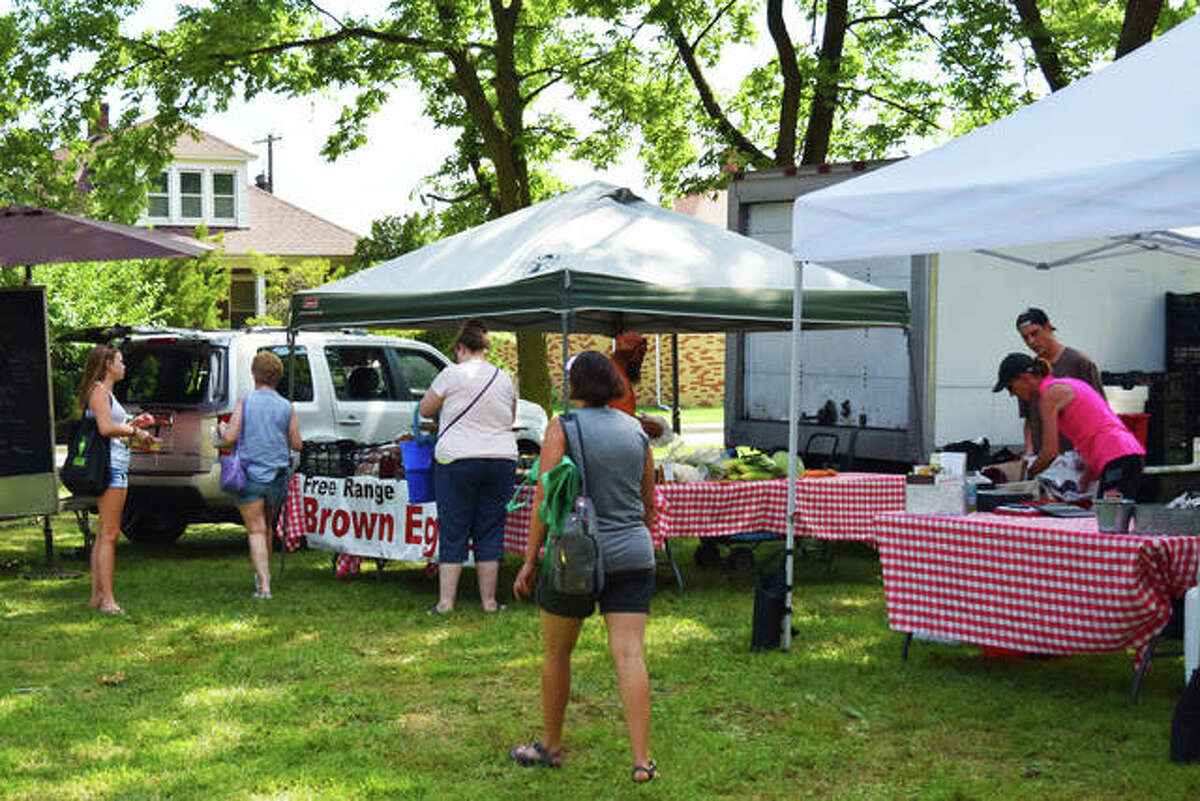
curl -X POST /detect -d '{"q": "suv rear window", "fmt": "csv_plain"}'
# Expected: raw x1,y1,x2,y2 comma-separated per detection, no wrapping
119,344,219,406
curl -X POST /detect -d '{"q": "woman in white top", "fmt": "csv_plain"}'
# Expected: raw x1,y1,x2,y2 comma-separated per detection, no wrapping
419,319,517,614
78,345,156,614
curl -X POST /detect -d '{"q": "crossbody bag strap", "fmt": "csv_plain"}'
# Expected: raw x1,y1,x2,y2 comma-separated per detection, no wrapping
439,365,500,438
568,413,589,498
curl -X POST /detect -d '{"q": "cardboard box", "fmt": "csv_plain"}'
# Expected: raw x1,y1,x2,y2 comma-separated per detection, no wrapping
905,475,966,516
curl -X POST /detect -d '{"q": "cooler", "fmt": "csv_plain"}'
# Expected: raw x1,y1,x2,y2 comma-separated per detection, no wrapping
1118,412,1150,449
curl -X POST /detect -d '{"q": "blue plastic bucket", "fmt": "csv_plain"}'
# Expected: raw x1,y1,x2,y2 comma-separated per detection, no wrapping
401,439,436,504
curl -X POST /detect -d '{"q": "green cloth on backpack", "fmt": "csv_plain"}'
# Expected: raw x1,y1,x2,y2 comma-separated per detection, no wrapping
505,454,582,572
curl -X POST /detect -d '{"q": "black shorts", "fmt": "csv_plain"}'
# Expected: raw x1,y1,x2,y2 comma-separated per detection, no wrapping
536,568,655,619
1097,453,1144,499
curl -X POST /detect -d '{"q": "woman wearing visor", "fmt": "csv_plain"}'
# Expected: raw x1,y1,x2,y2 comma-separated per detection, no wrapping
993,352,1144,498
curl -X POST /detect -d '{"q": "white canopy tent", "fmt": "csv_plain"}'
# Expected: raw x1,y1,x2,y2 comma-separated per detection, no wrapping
780,14,1200,650
791,13,1200,266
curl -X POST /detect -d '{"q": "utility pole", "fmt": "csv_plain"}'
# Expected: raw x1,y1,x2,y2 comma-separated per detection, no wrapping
253,133,282,193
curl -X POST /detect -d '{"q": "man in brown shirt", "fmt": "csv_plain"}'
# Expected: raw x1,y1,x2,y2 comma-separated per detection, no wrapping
1015,307,1105,454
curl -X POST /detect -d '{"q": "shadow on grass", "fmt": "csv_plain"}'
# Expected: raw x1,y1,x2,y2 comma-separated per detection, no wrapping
2,517,1194,800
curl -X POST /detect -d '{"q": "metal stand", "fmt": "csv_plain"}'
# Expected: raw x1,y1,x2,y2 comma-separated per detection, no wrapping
662,539,684,598
21,514,85,580
1131,631,1182,704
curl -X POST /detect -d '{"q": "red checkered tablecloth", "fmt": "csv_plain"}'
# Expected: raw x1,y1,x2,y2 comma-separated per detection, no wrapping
874,511,1200,656
278,473,907,560
796,472,906,541
502,473,905,555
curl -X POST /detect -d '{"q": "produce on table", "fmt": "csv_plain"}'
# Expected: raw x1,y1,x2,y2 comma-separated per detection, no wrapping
658,442,728,481
657,443,814,482
721,448,801,480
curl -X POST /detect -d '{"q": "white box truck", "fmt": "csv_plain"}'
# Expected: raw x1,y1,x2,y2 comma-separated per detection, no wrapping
724,163,1200,467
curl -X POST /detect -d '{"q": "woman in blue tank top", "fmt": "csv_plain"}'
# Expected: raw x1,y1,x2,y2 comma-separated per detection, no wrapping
218,351,302,599
79,345,156,615
510,351,659,782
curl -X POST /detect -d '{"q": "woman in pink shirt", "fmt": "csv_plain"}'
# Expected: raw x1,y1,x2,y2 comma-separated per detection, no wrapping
993,352,1144,498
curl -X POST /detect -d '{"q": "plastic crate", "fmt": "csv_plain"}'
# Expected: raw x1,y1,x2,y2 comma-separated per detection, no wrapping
1147,370,1200,464
1166,293,1200,370
298,439,403,478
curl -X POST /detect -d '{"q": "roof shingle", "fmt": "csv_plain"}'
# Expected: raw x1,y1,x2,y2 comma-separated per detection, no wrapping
158,186,360,257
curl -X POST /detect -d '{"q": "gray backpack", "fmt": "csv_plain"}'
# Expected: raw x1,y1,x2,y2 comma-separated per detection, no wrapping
550,414,605,596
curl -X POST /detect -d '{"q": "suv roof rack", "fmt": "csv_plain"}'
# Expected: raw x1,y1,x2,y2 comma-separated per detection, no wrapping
238,325,289,333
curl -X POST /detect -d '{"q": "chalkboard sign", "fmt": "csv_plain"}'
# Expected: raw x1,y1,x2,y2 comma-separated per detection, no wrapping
0,287,58,516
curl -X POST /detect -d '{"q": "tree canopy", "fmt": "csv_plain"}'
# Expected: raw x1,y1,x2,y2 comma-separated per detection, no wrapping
593,0,1195,197
1,0,644,411
2,0,1195,413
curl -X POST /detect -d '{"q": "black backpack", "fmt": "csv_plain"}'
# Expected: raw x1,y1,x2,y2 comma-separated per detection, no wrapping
551,413,605,597
1172,667,1200,762
59,416,111,496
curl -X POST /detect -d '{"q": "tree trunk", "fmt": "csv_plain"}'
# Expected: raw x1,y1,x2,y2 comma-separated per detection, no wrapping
439,0,551,414
1010,0,1067,91
1115,0,1164,58
516,330,554,415
800,0,848,165
766,0,802,166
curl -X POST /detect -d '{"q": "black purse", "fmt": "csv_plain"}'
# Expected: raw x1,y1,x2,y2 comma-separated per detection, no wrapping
60,415,111,496
549,413,604,597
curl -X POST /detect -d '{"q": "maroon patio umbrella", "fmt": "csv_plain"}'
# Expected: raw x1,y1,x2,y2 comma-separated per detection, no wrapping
0,204,211,574
0,204,211,276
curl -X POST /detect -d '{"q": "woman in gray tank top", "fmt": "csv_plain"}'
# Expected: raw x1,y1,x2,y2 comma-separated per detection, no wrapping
511,351,659,782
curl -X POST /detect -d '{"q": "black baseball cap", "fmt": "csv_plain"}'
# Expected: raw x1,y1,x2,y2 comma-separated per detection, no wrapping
1015,307,1051,329
993,352,1035,392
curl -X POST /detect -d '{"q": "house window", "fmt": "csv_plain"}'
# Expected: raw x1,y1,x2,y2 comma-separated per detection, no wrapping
212,172,235,220
229,271,258,328
179,171,203,218
147,172,169,218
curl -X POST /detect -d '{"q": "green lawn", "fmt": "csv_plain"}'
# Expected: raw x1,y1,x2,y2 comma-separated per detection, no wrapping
1,516,1194,800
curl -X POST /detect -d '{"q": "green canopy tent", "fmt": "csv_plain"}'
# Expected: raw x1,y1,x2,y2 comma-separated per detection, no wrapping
288,181,909,445
285,182,910,593
289,182,909,335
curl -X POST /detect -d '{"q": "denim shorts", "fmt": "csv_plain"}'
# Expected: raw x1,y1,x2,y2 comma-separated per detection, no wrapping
235,471,287,508
108,465,128,490
536,568,656,619
434,458,516,563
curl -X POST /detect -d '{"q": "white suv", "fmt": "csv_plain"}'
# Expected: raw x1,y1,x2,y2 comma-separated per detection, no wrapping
106,327,546,542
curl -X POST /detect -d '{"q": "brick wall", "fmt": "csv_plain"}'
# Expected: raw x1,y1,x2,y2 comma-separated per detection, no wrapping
492,333,725,407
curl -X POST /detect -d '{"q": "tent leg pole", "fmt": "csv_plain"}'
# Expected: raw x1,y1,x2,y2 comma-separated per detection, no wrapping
655,334,663,408
784,260,806,652
282,326,298,579
43,515,54,568
560,314,570,415
671,333,680,434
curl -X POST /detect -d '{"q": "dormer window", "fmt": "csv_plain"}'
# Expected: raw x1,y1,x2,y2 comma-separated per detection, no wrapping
147,172,170,218
212,172,236,220
179,171,203,218
137,162,247,228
